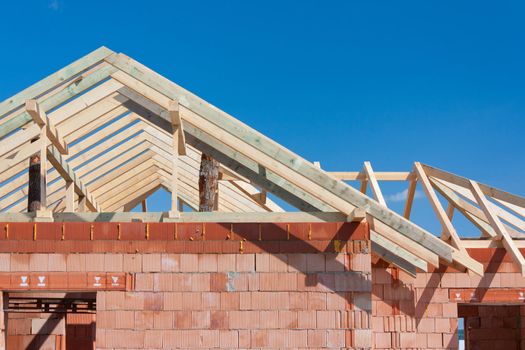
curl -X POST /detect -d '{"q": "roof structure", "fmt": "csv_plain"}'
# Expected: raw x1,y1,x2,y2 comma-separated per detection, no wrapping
1,46,524,278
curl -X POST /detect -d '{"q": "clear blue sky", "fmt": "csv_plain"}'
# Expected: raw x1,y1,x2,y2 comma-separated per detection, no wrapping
1,1,523,235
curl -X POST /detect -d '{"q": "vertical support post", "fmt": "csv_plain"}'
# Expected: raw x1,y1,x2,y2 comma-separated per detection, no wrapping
141,199,148,212
169,100,181,218
199,153,219,212
39,124,47,212
27,151,41,212
78,196,87,212
27,125,48,215
65,181,75,212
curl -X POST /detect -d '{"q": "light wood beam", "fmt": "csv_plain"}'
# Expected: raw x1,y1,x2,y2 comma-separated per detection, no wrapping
0,47,114,127
403,179,417,219
414,162,465,248
26,99,68,154
470,180,525,276
363,161,386,206
47,145,100,212
105,55,455,262
65,181,75,212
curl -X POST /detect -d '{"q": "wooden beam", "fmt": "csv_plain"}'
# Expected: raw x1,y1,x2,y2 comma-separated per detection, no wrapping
330,171,413,181
25,100,68,154
422,163,525,211
368,216,440,267
363,161,386,206
0,47,114,120
371,230,428,274
46,145,100,212
434,177,525,234
65,181,75,212
414,162,465,248
105,54,454,262
347,207,366,222
469,180,525,276
403,179,417,219
461,239,525,249
123,88,333,212
169,101,180,217
430,178,499,238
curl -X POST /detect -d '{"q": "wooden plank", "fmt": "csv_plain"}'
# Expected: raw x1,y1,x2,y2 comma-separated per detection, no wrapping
368,216,440,267
430,177,499,238
347,207,366,222
0,47,114,119
371,230,428,274
414,162,465,249
329,172,413,181
0,124,40,158
0,64,117,140
494,198,525,219
169,101,180,216
434,177,525,234
26,100,68,154
0,211,351,223
403,179,417,219
363,161,386,206
65,181,75,212
39,124,48,211
105,53,454,261
461,239,525,249
105,177,162,212
469,180,525,276
414,164,485,275
122,85,334,212
0,142,39,177
46,145,100,212
422,163,525,211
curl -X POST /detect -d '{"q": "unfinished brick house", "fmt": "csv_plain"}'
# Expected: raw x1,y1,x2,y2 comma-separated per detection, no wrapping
0,46,524,349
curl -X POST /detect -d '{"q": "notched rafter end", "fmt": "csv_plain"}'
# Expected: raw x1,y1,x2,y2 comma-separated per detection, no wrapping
347,207,366,222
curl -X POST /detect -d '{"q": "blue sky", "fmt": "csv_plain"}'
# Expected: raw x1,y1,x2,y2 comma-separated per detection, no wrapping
0,1,524,235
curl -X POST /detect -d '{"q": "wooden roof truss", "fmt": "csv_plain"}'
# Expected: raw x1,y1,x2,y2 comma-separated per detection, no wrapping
0,47,524,277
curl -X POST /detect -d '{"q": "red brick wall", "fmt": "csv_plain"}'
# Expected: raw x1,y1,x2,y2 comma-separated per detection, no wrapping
372,248,525,349
459,304,523,350
0,222,371,349
6,312,65,350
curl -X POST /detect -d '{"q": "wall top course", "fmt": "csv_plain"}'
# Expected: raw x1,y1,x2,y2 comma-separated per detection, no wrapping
0,222,370,255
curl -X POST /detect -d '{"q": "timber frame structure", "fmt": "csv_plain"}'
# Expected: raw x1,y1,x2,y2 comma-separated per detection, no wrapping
1,46,524,279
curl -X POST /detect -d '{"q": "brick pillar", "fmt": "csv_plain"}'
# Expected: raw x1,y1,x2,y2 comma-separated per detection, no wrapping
349,241,373,349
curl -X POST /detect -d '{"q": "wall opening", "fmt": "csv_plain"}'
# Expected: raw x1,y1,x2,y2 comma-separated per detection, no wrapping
5,292,96,350
458,303,522,350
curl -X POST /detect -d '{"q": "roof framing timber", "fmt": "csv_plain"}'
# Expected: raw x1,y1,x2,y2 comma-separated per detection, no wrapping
1,47,525,277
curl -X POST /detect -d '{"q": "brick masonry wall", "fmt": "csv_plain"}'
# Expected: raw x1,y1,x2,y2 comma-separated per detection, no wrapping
0,222,371,349
372,248,525,349
458,304,525,349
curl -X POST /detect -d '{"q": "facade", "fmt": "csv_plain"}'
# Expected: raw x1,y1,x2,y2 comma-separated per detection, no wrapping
0,47,524,349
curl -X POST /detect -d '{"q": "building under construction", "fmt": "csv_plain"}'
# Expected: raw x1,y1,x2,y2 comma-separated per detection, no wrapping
0,47,524,349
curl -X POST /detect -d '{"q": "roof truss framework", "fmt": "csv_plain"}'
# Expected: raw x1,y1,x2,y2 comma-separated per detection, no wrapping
0,47,524,277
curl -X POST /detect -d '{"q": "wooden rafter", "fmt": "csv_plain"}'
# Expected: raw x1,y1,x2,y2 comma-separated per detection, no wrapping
4,46,525,276
469,180,525,276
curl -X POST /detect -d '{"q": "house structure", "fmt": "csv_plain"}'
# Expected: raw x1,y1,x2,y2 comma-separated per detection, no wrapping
0,47,524,349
